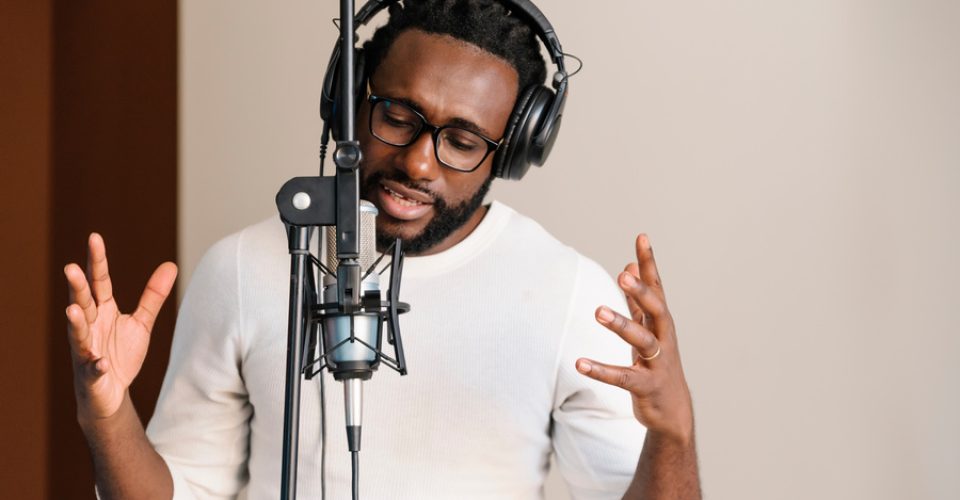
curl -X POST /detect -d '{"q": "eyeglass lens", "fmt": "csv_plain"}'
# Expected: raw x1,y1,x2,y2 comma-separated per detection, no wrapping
371,99,490,171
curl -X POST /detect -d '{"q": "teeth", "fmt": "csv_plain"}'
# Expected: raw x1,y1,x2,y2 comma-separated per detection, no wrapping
384,185,423,207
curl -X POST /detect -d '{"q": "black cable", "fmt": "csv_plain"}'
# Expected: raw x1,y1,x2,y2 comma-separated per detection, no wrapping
562,52,584,77
319,366,328,499
351,450,360,500
319,122,331,176
315,120,330,500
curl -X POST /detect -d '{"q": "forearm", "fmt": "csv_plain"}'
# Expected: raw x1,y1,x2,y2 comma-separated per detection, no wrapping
622,430,701,500
79,392,173,500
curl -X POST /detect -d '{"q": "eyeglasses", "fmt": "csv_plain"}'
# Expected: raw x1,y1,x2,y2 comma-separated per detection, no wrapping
367,95,501,173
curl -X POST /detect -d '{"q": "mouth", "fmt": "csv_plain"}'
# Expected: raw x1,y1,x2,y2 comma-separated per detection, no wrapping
377,180,434,221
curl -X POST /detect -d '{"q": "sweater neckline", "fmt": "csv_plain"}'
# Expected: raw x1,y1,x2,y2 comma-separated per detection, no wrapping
399,200,512,278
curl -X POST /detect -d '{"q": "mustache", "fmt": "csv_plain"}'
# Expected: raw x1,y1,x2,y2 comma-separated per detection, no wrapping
364,171,442,205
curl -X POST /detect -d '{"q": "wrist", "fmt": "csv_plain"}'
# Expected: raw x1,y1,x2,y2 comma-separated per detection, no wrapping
646,424,695,450
635,391,695,447
76,391,131,435
639,405,695,448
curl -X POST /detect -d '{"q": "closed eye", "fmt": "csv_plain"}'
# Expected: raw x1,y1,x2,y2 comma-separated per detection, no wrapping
442,129,483,152
447,138,480,152
383,113,417,129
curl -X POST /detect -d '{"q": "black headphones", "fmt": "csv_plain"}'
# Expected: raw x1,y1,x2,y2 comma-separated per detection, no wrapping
320,0,569,181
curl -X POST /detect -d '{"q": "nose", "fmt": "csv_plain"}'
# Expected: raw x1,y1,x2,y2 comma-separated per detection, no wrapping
394,130,442,182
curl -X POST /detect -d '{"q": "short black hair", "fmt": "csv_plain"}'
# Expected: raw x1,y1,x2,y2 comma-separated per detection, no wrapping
362,0,548,94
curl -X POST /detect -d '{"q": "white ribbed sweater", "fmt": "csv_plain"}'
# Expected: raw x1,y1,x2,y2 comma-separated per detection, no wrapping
146,201,645,499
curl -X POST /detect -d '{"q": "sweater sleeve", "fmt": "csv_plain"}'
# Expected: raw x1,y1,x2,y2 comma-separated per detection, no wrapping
145,233,252,499
551,255,646,500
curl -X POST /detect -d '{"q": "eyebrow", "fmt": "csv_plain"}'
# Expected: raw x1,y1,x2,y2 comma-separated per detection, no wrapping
390,95,498,140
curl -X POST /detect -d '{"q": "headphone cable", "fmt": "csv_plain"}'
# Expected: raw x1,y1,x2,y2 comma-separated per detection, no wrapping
319,122,331,176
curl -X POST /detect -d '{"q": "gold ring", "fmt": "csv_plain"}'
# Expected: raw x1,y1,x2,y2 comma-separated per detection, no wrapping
639,345,661,362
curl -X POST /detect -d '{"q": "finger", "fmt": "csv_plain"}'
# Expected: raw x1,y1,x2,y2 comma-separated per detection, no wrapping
576,358,650,392
131,262,178,332
595,306,660,359
66,306,110,381
635,234,665,300
618,271,673,336
64,263,97,324
65,304,94,360
623,263,644,322
626,294,644,327
87,233,115,306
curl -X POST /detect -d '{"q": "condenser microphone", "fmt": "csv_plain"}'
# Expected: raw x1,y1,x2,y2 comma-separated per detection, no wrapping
323,200,381,452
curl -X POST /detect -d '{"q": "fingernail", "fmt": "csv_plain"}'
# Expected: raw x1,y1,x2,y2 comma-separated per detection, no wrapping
577,360,592,373
641,234,651,249
621,272,639,287
597,307,614,323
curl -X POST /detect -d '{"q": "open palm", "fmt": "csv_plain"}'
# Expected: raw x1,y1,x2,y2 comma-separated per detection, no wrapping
65,233,177,420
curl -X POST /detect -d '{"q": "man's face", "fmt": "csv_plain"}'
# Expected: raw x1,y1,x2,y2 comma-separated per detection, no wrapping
358,29,519,255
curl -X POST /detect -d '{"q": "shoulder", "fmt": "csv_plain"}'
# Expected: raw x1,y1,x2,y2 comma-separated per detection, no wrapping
490,201,578,263
493,201,612,285
183,215,288,317
192,216,287,276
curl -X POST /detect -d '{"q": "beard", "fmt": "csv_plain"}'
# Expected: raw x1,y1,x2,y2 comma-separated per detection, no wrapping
361,170,493,255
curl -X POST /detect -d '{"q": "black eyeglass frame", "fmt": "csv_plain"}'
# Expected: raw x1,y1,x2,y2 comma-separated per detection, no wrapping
367,94,502,173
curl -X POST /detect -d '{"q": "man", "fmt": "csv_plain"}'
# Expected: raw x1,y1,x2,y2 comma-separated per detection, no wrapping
64,1,701,498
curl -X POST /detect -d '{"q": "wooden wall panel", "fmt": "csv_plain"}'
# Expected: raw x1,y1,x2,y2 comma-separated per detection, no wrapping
0,1,176,498
0,1,52,497
48,1,178,498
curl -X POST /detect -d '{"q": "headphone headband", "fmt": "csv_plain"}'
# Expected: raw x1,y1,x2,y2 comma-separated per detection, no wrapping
355,0,566,77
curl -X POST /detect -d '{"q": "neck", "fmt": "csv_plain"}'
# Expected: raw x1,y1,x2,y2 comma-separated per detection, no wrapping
409,203,490,257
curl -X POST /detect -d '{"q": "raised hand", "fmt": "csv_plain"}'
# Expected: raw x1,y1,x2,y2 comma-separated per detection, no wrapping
64,233,178,421
576,234,694,443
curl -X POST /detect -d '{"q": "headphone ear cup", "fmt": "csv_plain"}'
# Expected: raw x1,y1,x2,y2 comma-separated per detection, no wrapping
494,86,537,180
494,85,553,181
320,45,341,130
320,48,367,140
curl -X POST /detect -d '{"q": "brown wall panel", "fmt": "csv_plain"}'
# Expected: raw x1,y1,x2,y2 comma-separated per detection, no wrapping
47,0,178,497
0,1,52,498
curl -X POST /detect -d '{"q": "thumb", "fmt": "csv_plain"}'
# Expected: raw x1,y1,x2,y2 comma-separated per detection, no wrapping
131,262,178,332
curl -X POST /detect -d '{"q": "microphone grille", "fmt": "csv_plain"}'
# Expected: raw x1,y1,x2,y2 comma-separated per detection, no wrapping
325,200,379,272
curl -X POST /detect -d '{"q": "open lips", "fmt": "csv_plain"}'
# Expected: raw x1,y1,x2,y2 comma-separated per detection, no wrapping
377,180,434,220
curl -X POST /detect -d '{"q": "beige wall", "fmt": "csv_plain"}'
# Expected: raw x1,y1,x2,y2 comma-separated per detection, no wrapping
180,1,960,498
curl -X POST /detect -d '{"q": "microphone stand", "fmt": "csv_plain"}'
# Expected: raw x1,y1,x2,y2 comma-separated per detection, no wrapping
274,0,408,498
